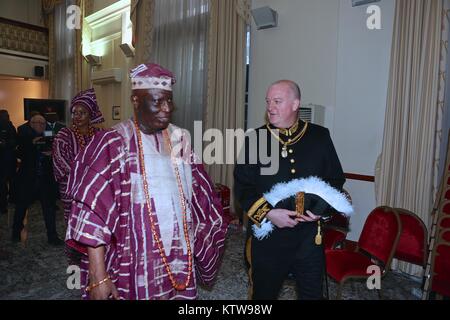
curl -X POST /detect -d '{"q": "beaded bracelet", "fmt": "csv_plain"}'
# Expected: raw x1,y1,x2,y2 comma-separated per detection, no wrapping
85,275,111,292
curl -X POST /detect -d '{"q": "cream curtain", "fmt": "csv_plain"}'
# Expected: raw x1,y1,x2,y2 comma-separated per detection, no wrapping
43,0,83,122
205,0,250,211
131,0,155,65
375,0,448,276
150,0,209,136
74,0,83,94
84,0,93,16
42,0,59,98
435,3,450,210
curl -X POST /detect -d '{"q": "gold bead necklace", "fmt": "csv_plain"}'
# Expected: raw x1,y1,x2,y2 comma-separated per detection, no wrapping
134,119,192,291
72,125,95,150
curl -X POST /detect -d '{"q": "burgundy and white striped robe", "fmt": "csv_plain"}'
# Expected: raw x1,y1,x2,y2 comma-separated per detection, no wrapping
52,126,103,223
66,120,227,299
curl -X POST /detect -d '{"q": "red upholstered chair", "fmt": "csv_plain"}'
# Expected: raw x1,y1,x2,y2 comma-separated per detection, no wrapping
393,208,428,270
429,229,450,298
323,190,352,250
323,213,350,250
444,189,450,200
440,200,450,216
437,215,450,229
326,206,402,299
323,228,348,250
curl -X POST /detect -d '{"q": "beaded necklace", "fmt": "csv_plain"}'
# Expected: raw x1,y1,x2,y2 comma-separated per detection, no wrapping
72,125,95,150
133,119,192,291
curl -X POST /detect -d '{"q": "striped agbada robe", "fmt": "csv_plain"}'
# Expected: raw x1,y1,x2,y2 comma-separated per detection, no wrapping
52,127,103,222
66,120,227,299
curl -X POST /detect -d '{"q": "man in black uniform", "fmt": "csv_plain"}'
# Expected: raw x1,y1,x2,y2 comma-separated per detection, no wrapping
234,80,345,300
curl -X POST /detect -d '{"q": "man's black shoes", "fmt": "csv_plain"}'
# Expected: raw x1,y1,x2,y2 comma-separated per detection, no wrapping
48,237,64,246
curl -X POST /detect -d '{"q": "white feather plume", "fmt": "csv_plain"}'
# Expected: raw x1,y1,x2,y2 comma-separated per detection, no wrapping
263,176,353,216
252,218,274,240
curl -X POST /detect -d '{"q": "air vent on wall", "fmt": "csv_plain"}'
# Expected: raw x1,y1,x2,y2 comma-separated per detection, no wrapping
299,104,325,126
91,68,122,85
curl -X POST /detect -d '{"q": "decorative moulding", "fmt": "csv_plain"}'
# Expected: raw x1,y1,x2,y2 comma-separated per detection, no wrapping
91,68,122,85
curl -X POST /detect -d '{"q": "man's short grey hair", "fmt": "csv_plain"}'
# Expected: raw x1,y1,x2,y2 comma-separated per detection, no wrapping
271,80,301,101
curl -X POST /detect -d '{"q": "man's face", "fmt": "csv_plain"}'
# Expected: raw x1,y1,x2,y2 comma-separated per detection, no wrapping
132,88,174,134
266,83,300,128
30,115,46,134
71,105,90,128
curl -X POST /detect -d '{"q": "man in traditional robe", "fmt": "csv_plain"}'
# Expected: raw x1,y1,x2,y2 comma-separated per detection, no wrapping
234,80,346,300
66,63,227,300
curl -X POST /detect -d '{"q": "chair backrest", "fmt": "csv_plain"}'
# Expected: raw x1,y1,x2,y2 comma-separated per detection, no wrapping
394,208,428,267
445,189,450,200
439,200,450,217
358,206,402,268
322,189,351,249
323,228,347,250
326,213,350,231
430,229,450,297
438,215,450,229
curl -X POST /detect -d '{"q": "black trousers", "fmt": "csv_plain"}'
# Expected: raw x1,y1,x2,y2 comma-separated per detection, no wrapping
12,177,58,241
249,222,324,300
0,175,9,211
0,162,15,211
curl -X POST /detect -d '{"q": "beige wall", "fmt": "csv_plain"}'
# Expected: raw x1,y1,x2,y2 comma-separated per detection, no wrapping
0,54,48,80
83,0,134,129
333,0,395,240
248,0,340,130
0,0,44,26
92,0,119,13
0,78,49,128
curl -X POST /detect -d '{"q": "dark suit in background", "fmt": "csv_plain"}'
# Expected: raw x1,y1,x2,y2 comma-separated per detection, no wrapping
46,121,65,135
12,122,61,244
46,121,65,200
0,114,17,214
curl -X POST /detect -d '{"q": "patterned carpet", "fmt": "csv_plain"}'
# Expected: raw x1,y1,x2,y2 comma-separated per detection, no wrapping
0,201,421,300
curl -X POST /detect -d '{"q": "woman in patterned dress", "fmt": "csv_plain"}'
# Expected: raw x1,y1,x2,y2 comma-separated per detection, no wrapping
52,88,104,264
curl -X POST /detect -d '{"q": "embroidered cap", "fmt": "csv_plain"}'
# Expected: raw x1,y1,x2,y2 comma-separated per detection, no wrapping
130,63,176,91
70,88,104,124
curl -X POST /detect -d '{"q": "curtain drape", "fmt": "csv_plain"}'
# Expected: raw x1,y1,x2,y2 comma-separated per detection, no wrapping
435,2,450,210
43,0,82,123
375,0,448,277
132,0,154,65
205,0,249,211
150,0,209,136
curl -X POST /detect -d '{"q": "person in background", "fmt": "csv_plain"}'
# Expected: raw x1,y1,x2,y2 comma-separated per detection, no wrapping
52,88,104,264
12,113,63,246
44,111,66,204
45,111,65,135
0,110,17,215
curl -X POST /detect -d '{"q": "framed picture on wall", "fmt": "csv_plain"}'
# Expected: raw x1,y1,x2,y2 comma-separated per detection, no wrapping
112,105,121,120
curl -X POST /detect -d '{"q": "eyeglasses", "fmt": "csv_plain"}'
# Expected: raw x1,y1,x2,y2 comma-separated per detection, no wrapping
30,121,46,125
72,111,89,117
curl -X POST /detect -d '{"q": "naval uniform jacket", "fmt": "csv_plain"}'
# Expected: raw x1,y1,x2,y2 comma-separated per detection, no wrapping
234,120,345,229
